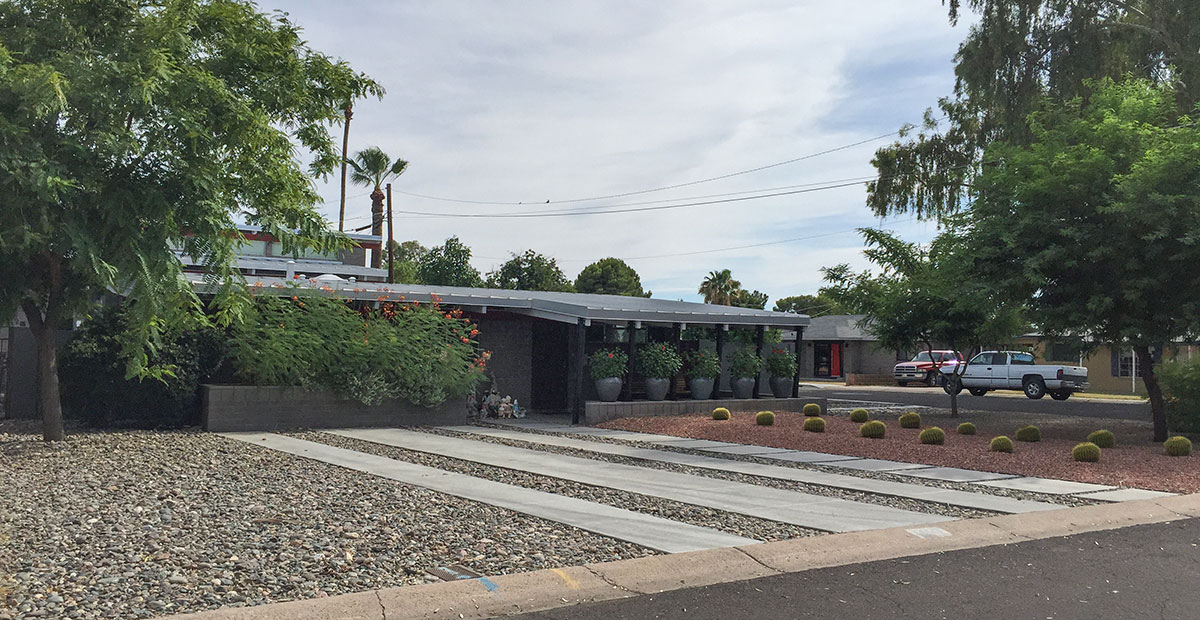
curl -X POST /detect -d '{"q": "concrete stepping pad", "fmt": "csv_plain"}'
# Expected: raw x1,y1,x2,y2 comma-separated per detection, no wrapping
761,452,864,464
643,438,740,449
975,477,1116,495
825,459,934,473
441,426,1062,514
1074,489,1176,502
897,467,1018,483
220,432,756,554
700,446,797,456
334,428,952,532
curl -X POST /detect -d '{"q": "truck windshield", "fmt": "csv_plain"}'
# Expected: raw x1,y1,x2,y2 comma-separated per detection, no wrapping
912,352,949,362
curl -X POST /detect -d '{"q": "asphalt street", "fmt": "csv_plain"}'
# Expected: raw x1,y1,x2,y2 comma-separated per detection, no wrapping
519,518,1200,620
796,385,1149,421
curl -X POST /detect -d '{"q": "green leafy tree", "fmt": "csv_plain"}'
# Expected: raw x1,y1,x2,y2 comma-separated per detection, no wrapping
970,78,1200,440
0,0,380,440
417,236,483,287
384,240,426,284
574,257,650,297
698,269,741,305
869,1,1199,220
486,250,574,292
772,293,845,317
823,227,1024,417
731,289,769,310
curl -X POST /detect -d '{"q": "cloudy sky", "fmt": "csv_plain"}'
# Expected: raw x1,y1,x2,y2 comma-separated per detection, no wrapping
269,1,968,304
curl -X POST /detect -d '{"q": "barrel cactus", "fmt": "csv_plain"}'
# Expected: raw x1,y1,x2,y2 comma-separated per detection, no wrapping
802,403,822,416
989,436,1014,453
919,427,946,445
1015,425,1041,442
849,409,870,423
712,407,730,421
899,412,921,429
755,411,775,426
1087,430,1115,449
860,420,886,439
957,422,977,435
1072,442,1101,463
803,417,826,433
1165,436,1192,457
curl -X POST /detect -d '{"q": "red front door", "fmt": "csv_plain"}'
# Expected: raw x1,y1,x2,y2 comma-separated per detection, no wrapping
830,343,842,377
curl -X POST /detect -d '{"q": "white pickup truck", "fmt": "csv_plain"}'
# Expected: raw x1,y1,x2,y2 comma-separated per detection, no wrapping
943,350,1089,400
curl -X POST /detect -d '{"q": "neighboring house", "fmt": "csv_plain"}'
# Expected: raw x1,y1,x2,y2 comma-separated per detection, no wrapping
784,314,902,383
1013,335,1199,396
175,225,388,282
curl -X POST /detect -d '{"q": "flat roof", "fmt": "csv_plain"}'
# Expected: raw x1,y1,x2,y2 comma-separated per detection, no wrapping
191,275,809,328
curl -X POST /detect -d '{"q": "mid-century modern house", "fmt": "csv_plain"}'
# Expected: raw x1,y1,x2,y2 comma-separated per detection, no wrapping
783,314,902,383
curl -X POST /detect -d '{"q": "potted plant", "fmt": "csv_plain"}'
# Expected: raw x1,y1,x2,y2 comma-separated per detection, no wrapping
726,348,762,399
589,348,629,402
637,344,683,401
764,347,797,398
684,350,720,400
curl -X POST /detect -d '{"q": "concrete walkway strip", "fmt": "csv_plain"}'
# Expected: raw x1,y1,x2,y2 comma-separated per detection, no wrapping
219,433,757,553
440,426,1062,514
762,451,864,463
975,476,1116,495
1074,488,1176,502
897,466,1018,483
701,445,797,456
826,458,934,472
332,428,952,532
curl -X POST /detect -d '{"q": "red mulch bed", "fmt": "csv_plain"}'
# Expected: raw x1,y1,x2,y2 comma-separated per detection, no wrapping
601,412,1200,493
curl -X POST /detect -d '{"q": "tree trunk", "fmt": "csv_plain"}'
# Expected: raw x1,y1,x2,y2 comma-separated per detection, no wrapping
338,105,352,232
369,187,385,268
24,303,65,441
1136,345,1168,442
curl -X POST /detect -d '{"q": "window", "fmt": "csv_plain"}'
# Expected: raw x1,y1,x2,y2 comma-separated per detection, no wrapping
1045,341,1085,363
1111,347,1162,377
969,352,994,365
1010,352,1035,365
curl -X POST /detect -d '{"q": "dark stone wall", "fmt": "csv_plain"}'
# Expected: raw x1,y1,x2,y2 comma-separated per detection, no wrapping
200,385,465,432
4,327,75,420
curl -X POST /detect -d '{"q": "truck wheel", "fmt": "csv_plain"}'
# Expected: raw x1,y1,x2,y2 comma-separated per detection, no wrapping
1050,391,1071,401
924,371,937,386
943,376,963,395
897,381,909,387
968,388,988,397
1023,378,1046,400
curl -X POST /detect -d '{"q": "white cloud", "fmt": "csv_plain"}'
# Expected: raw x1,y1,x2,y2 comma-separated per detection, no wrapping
268,0,966,304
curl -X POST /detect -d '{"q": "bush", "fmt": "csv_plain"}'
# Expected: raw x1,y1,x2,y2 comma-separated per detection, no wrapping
957,422,977,435
803,417,826,433
228,293,485,406
1072,442,1101,462
849,408,870,423
1165,436,1193,457
685,350,720,380
765,347,797,378
60,305,225,428
899,412,921,429
1015,425,1041,442
728,348,764,379
860,420,886,439
712,407,731,421
919,427,946,445
1160,358,1200,433
1087,429,1115,449
755,411,775,426
636,343,683,379
589,348,629,380
989,436,1014,453
802,403,822,416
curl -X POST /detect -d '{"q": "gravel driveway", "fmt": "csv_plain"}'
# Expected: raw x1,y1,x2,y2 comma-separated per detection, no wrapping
0,423,652,620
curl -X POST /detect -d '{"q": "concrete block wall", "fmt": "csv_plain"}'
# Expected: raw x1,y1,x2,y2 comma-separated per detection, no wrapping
584,396,829,425
201,385,465,432
473,312,533,408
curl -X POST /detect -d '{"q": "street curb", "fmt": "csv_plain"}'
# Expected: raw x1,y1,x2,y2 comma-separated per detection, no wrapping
171,493,1200,620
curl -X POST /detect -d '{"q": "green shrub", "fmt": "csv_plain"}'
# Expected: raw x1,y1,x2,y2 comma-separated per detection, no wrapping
1164,436,1193,457
1160,359,1200,433
1014,425,1041,442
685,350,720,380
1087,430,1115,449
957,422,977,435
989,436,1014,453
899,412,922,429
712,407,731,421
803,417,826,433
636,343,683,379
1072,442,1101,462
802,403,822,416
60,305,226,428
919,427,946,445
229,293,485,406
728,349,764,379
849,409,870,423
860,420,886,439
765,348,798,378
589,348,629,380
755,411,775,426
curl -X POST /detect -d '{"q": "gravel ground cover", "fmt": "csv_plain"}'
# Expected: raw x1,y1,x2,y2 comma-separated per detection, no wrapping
296,431,822,542
599,410,1200,493
0,422,652,620
429,428,997,518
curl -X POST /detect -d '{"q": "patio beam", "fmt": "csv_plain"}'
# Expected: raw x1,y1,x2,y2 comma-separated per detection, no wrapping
570,318,586,424
714,325,726,398
792,326,804,398
622,320,636,401
752,325,765,398
669,322,682,400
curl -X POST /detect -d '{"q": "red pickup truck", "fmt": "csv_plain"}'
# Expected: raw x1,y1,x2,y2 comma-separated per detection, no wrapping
894,350,962,386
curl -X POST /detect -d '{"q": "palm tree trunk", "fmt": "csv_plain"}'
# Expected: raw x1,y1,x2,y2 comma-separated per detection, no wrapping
370,187,385,268
338,105,353,232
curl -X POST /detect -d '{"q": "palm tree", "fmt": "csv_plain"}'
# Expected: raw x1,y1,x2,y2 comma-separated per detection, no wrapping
348,147,408,267
698,269,741,305
337,103,353,232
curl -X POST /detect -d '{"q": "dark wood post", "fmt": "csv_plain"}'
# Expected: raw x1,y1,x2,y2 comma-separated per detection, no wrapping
570,319,586,424
792,326,804,398
385,183,395,283
752,325,766,398
669,322,682,400
621,320,637,401
714,325,725,399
